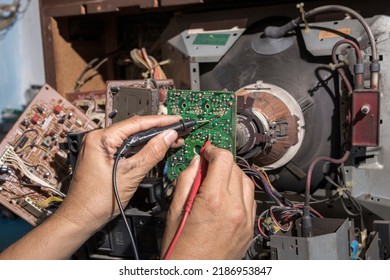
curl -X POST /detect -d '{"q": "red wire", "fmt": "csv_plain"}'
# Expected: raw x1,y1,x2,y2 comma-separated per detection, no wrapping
257,213,269,239
164,141,211,259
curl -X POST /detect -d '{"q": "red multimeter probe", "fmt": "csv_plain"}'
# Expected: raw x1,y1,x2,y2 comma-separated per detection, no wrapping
163,140,211,259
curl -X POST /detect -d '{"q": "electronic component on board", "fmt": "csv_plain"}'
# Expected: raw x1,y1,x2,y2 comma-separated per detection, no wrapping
105,79,175,127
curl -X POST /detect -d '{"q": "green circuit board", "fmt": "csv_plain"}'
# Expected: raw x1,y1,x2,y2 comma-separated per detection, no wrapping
167,90,236,180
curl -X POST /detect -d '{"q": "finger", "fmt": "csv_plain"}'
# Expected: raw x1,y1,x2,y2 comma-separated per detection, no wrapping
172,155,200,209
178,127,192,137
242,173,255,226
124,129,179,175
201,145,234,192
227,165,244,198
242,172,255,205
171,137,184,149
103,115,182,148
252,200,257,226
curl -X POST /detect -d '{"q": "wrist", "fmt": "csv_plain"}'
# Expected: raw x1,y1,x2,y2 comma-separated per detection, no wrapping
54,197,108,235
1,207,98,259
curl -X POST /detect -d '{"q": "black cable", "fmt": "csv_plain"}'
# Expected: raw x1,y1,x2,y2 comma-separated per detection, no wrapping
343,190,365,230
112,154,139,260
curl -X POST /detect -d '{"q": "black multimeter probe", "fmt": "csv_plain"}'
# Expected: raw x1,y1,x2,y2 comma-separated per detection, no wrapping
116,119,207,157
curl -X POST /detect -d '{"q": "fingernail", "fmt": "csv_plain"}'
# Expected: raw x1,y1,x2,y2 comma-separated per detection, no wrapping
163,130,178,146
190,155,200,165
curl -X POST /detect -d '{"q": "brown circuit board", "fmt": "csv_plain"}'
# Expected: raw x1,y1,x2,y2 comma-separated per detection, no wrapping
0,84,97,225
105,79,175,127
66,90,106,127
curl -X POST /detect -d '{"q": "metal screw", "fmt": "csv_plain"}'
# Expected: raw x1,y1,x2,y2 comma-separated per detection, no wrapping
108,110,118,119
361,104,370,114
110,86,120,95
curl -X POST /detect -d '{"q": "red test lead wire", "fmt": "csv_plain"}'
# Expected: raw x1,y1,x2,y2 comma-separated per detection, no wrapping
163,140,211,260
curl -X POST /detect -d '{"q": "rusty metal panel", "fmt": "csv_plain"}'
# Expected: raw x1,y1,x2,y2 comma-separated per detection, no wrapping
351,90,380,146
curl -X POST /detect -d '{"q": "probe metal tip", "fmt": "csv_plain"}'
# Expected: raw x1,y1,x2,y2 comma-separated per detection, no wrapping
196,120,210,123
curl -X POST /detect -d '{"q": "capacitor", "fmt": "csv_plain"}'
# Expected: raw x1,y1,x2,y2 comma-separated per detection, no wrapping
31,114,39,124
53,105,62,114
0,165,8,174
36,106,44,114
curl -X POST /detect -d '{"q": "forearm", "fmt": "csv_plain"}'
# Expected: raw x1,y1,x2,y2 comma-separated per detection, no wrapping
0,212,97,260
0,116,181,260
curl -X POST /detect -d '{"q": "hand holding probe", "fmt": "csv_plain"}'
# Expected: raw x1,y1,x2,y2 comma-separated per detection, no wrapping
164,138,212,259
116,118,208,157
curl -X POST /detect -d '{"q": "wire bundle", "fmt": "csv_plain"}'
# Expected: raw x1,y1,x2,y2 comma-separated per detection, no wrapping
1,146,65,197
236,157,323,239
130,48,169,80
322,163,365,230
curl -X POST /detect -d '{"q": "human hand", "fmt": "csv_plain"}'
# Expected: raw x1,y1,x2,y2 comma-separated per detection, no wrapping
56,115,183,232
161,145,256,259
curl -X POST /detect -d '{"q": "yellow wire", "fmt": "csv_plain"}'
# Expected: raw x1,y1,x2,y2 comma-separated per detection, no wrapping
33,196,63,209
260,170,278,192
130,48,168,79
